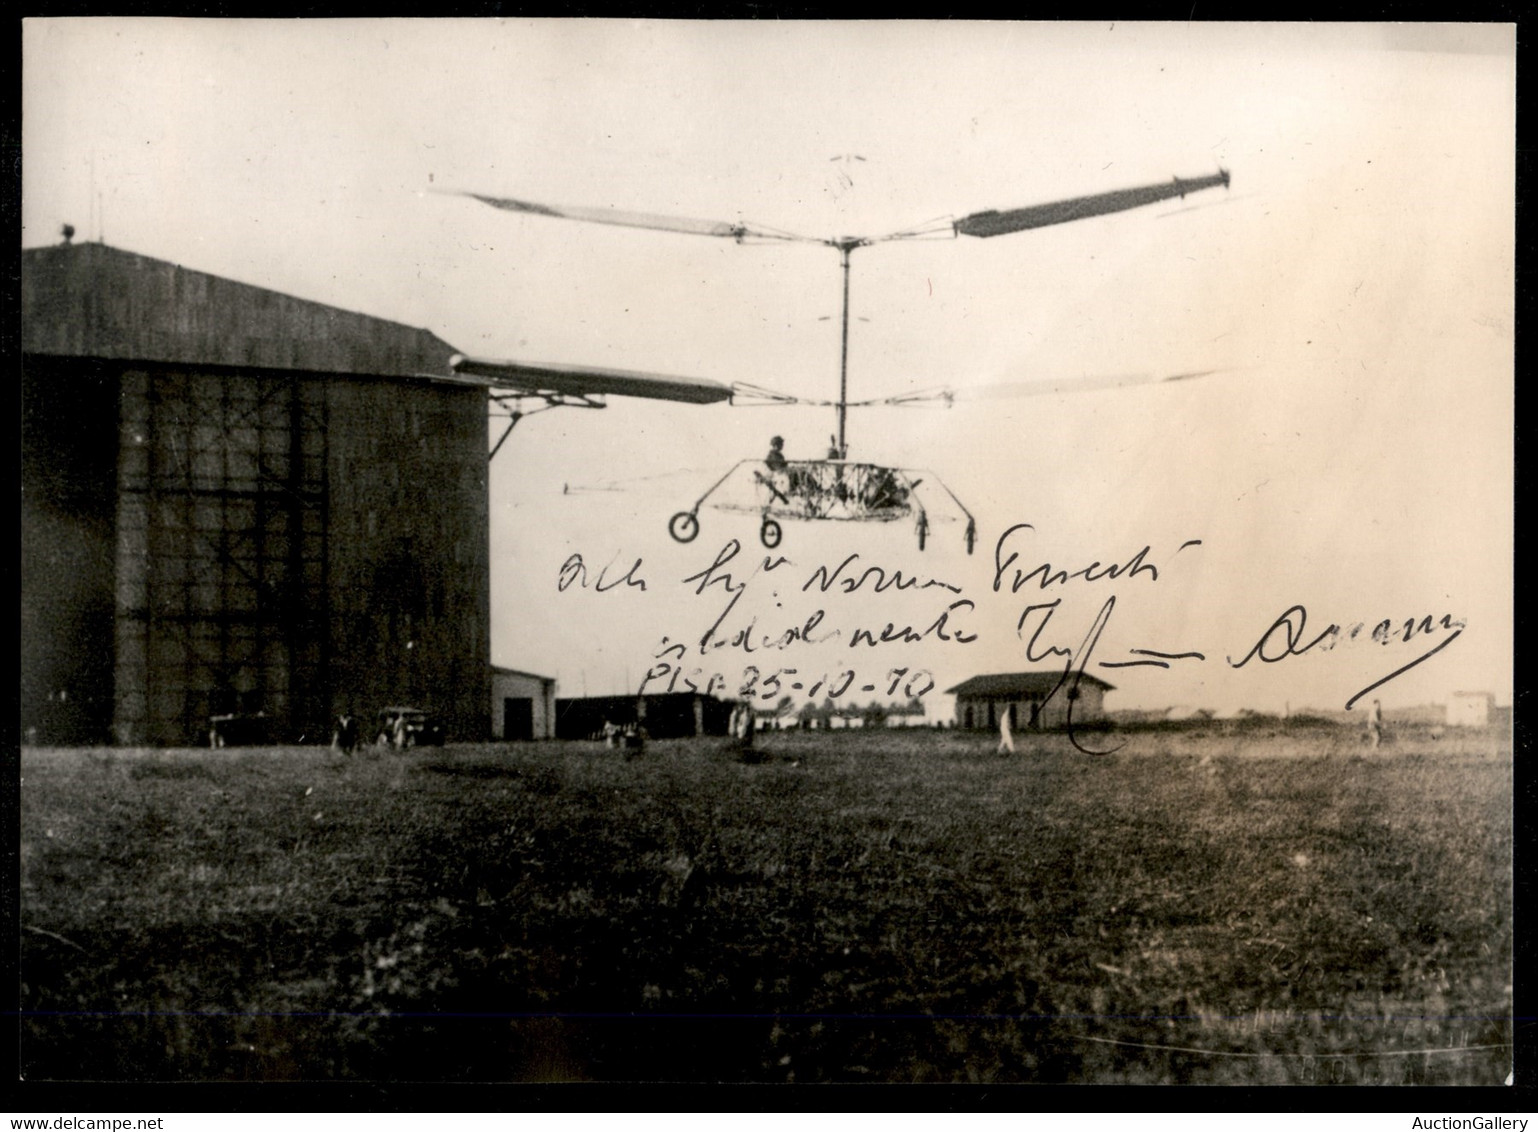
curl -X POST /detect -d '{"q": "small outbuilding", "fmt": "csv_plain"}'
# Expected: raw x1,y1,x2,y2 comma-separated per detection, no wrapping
554,692,734,740
491,667,557,740
946,671,1115,730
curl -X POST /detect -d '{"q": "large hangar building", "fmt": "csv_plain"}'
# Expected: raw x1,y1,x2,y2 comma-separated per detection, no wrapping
22,241,491,746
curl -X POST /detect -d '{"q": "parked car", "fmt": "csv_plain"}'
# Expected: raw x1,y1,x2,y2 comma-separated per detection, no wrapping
374,706,446,749
208,711,272,748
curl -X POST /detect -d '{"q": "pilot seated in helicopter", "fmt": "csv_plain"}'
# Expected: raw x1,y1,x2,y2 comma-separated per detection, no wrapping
764,434,802,501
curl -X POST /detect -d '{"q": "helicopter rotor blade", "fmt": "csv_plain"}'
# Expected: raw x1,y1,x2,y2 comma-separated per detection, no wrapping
947,169,1231,240
441,189,823,245
842,369,1224,407
842,387,957,408
451,354,735,404
444,169,1231,248
949,368,1224,400
451,354,814,408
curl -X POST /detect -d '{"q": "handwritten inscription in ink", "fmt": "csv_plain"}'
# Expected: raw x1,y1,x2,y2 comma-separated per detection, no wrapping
553,525,1468,751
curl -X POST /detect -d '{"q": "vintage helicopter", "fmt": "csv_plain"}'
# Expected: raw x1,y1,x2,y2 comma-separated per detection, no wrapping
440,167,1232,553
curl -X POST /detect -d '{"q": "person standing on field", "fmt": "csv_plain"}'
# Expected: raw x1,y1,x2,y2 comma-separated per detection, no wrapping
998,704,1016,755
1367,699,1384,749
731,699,757,752
332,711,359,755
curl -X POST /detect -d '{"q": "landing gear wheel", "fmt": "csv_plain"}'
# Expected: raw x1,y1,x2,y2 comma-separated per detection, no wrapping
965,521,977,556
917,514,929,551
669,511,700,543
760,518,783,549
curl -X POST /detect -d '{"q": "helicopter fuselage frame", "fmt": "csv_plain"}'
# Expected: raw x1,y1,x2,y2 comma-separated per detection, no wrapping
666,458,976,554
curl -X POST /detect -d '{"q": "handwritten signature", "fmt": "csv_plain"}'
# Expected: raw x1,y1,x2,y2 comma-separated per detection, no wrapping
1227,605,1467,711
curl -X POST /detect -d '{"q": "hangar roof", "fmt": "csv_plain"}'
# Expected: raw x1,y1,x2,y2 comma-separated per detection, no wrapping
492,666,557,686
21,241,463,380
945,671,1116,696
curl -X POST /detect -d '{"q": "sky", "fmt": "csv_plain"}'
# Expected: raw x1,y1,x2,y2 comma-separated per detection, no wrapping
22,19,1515,717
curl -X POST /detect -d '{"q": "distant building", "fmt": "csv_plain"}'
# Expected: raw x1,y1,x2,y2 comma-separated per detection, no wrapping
885,702,930,728
22,241,490,745
754,703,799,731
554,693,734,740
491,667,556,740
1447,691,1496,728
945,671,1115,730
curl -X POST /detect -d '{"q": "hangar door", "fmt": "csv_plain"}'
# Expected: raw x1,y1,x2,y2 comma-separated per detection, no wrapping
115,367,329,745
503,697,534,741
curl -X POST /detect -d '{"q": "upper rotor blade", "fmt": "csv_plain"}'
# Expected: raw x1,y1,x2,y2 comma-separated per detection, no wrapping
953,169,1231,239
451,355,735,404
448,190,821,244
956,369,1222,400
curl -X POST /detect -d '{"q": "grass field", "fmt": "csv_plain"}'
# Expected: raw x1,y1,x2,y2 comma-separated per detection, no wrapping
18,722,1513,1084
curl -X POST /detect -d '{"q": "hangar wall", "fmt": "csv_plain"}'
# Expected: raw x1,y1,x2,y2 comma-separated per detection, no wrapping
21,242,490,746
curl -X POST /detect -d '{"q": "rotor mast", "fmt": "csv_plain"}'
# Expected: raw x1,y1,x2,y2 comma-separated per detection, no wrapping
836,239,858,460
